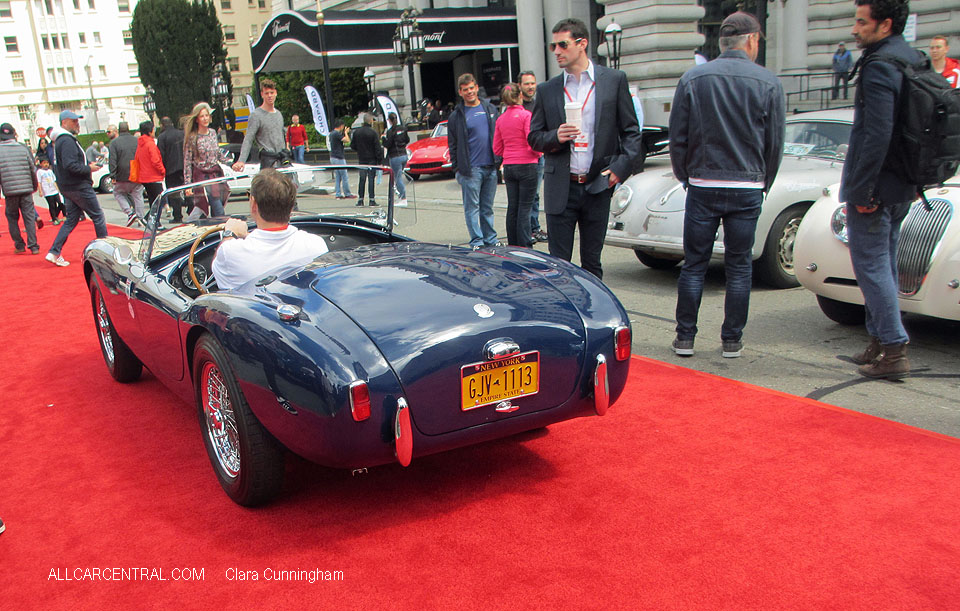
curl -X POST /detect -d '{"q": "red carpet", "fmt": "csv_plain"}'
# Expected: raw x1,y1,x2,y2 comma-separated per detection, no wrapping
1,218,959,608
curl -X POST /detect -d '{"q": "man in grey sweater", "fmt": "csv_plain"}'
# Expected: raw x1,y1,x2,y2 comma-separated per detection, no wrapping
233,78,286,171
0,123,40,254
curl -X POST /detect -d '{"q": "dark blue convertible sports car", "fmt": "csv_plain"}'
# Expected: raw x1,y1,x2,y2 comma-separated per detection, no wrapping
83,167,632,505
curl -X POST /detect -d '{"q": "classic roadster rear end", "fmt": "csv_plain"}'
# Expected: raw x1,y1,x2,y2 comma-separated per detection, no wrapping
83,166,632,505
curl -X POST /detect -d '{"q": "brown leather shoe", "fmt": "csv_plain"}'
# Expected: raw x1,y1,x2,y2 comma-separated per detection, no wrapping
858,343,910,380
852,337,882,365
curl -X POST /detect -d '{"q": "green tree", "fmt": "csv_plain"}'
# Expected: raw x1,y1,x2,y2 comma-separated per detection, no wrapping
262,68,368,127
130,0,228,122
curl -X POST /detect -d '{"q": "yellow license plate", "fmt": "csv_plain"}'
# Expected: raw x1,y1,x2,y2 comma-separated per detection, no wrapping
460,351,539,411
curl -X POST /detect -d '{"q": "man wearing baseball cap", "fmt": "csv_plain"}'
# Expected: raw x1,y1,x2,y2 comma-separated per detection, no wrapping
0,122,41,254
46,109,108,266
668,11,785,358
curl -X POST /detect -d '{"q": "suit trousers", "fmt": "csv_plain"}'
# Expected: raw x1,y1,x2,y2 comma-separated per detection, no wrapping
546,182,612,279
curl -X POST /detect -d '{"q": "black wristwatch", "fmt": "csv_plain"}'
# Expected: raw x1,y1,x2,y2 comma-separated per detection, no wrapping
222,228,235,239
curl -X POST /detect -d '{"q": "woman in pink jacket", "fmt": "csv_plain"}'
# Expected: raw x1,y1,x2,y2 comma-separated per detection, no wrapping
134,120,166,210
493,83,541,247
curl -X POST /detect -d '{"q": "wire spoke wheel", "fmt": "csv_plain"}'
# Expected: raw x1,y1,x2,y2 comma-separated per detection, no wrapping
201,362,241,479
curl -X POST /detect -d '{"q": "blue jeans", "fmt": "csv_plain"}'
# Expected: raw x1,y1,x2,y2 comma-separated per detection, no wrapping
456,166,498,247
675,186,762,342
51,184,108,256
292,145,306,164
531,156,544,232
330,157,352,197
389,155,408,200
846,201,911,345
503,164,537,247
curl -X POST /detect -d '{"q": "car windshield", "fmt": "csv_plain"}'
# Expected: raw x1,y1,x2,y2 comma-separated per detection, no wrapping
432,123,447,138
783,120,852,159
130,165,417,262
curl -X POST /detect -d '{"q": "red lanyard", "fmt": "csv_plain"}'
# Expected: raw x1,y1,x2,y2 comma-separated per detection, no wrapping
563,80,595,111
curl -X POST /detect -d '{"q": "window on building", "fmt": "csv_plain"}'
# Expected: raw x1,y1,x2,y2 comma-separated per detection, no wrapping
220,0,230,10
93,31,101,44
48,68,56,83
258,0,265,8
223,25,235,42
250,24,259,38
57,67,65,82
61,33,69,48
78,32,86,45
11,70,25,87
42,35,50,50
117,0,128,12
127,63,137,78
123,30,132,46
18,104,31,121
227,57,239,72
73,0,79,9
44,0,53,14
99,65,106,78
67,66,75,82
5,35,18,53
0,1,12,18
247,0,253,6
87,0,94,8
51,34,59,49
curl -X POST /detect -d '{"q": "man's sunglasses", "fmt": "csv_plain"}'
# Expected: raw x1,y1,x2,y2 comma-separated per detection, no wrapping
549,39,583,51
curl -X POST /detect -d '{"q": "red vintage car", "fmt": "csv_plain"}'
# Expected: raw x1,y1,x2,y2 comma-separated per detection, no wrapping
405,121,453,180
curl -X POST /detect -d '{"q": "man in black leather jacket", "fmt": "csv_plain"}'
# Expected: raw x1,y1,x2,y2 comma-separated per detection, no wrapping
839,0,920,380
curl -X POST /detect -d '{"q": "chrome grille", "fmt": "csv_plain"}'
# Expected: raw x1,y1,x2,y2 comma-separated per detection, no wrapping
896,198,953,296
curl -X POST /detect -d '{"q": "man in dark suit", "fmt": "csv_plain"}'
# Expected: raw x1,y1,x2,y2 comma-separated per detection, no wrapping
528,18,641,279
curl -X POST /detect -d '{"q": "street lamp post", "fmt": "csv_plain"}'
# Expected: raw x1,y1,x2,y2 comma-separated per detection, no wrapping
364,69,376,113
85,56,100,131
143,85,156,124
392,7,425,119
604,22,623,70
210,63,230,132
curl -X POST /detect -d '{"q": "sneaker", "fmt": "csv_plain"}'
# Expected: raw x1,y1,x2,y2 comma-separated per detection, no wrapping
534,230,548,243
52,218,62,225
36,218,44,229
356,200,365,207
672,337,694,357
15,247,26,254
0,517,4,535
125,212,139,227
396,198,408,207
30,247,40,255
369,200,378,207
722,340,743,358
45,252,70,267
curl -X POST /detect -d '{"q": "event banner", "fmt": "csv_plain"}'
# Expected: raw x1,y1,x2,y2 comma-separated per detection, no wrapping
304,85,329,136
376,95,402,126
246,94,256,115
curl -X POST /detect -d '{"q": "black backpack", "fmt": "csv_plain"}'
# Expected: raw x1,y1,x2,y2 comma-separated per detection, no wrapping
857,52,960,193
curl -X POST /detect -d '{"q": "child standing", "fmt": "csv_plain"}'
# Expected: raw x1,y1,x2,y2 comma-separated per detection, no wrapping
37,158,65,224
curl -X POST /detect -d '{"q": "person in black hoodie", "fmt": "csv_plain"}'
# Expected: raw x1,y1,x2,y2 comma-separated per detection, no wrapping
157,116,185,223
382,113,410,205
350,113,382,207
46,110,108,267
839,0,921,379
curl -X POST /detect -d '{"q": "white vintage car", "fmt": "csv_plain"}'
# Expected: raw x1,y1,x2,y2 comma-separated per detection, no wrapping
605,109,853,288
794,180,960,324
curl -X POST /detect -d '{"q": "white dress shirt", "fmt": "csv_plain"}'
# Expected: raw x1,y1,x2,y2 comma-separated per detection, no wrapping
564,60,597,175
212,226,329,290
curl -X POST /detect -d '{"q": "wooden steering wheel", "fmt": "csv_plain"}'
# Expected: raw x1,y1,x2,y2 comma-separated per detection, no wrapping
187,224,225,294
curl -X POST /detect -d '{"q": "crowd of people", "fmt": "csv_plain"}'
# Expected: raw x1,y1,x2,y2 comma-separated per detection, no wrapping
2,5,957,382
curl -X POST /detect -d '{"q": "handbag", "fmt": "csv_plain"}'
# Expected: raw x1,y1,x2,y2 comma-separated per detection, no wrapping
128,158,140,183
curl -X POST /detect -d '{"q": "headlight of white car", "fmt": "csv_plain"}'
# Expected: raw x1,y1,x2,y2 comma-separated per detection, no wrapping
830,205,849,244
610,183,633,217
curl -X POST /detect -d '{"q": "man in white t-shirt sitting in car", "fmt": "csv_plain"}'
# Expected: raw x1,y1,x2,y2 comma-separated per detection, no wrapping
213,169,328,290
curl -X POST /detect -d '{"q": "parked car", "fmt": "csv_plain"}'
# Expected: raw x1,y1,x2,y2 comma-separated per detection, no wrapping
605,109,854,288
83,166,632,506
92,164,114,193
405,121,453,180
794,180,960,324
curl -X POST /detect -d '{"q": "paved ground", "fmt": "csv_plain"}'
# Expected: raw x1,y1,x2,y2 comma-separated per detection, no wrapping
88,169,960,438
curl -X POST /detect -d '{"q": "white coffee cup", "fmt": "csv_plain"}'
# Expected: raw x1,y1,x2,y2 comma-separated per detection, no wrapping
564,102,581,129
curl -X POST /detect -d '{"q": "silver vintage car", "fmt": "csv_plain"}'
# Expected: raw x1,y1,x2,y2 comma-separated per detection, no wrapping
605,109,853,288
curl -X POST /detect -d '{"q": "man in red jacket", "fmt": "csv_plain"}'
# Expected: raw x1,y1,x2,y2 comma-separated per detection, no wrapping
286,115,309,164
930,35,960,88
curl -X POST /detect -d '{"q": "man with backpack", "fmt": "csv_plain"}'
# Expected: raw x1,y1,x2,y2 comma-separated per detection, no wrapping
840,0,923,379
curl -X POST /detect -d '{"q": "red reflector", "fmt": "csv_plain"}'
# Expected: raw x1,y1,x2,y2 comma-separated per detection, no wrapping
615,325,631,361
349,382,371,421
395,398,413,467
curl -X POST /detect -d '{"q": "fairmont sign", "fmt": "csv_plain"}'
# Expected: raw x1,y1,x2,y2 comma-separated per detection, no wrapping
272,21,291,38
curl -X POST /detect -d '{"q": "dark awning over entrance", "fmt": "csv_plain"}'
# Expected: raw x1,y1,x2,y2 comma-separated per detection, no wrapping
251,8,518,73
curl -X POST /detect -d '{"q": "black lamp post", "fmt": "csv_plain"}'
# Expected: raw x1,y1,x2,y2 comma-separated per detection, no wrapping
143,85,156,123
604,22,623,70
393,7,425,118
210,63,230,131
364,68,376,112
